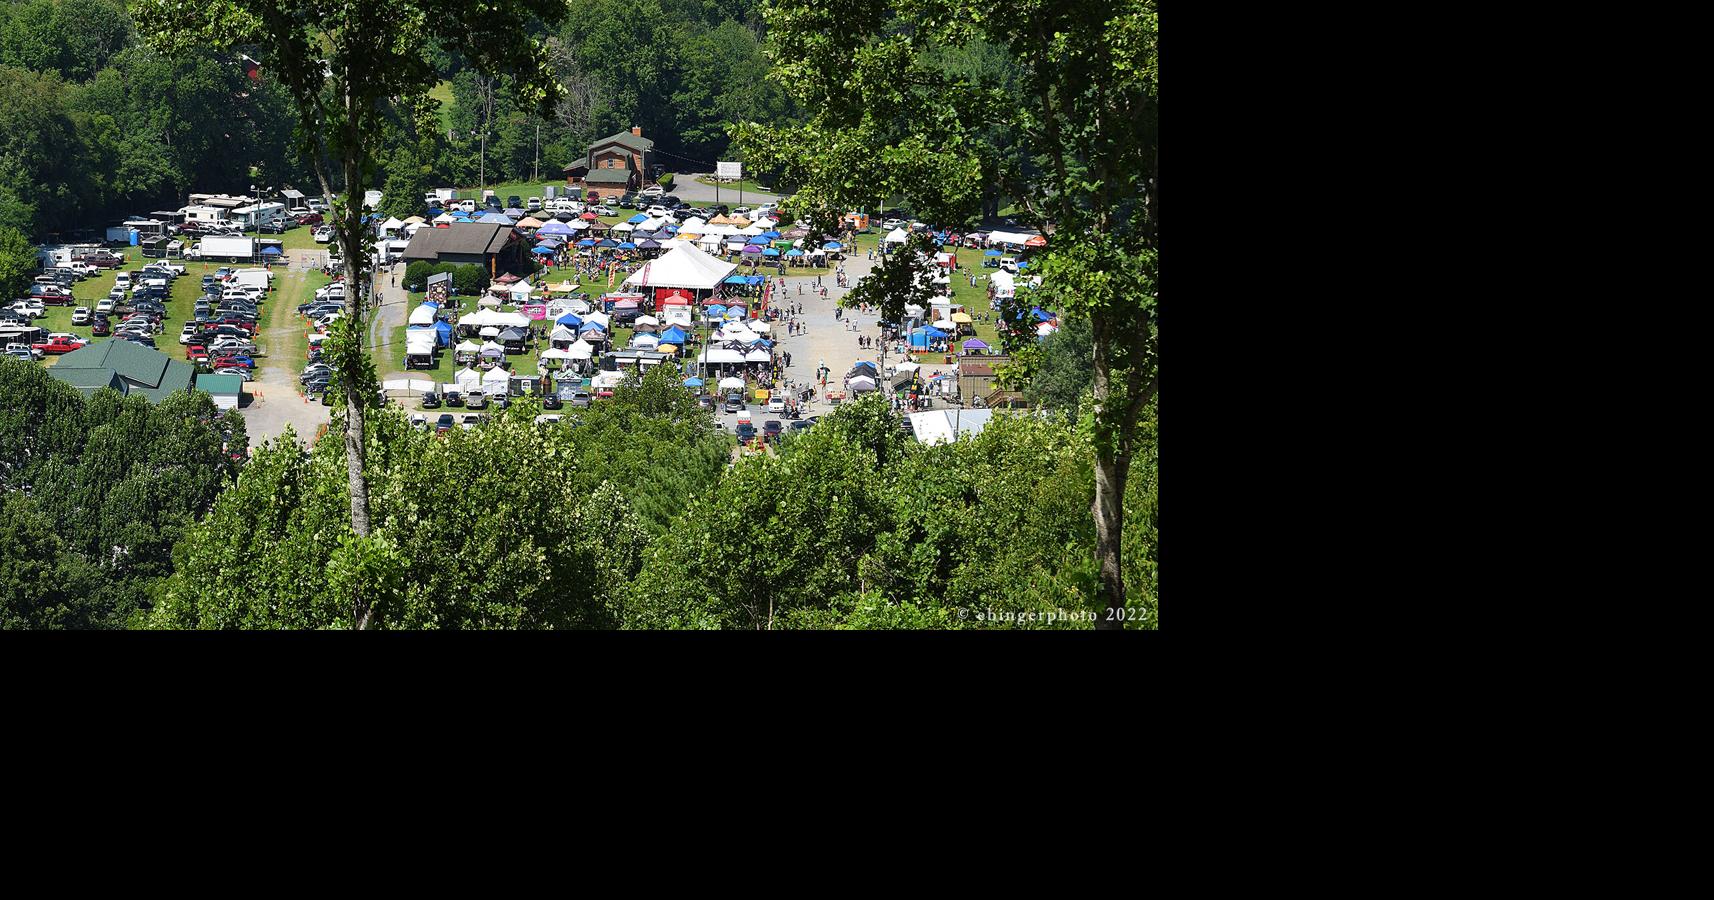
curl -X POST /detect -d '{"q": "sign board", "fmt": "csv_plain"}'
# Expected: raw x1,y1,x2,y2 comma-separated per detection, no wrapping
716,161,743,181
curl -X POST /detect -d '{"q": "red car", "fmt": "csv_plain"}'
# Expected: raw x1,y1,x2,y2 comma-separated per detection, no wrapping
33,336,86,355
34,289,74,305
295,213,324,226
90,317,112,336
77,253,123,268
210,355,254,369
186,346,210,363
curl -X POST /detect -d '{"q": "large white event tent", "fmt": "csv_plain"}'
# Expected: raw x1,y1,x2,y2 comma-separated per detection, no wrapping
455,367,483,393
718,376,746,390
481,366,511,393
885,227,910,243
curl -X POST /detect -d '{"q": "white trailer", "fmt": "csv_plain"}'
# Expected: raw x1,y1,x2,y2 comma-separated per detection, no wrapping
231,268,272,291
199,236,255,260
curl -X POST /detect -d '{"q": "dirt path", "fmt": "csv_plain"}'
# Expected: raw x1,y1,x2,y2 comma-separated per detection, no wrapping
241,250,331,446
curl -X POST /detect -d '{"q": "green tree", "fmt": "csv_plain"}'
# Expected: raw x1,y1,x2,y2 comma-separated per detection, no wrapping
736,0,1158,627
133,0,568,629
1020,313,1093,417
452,263,488,296
0,225,37,299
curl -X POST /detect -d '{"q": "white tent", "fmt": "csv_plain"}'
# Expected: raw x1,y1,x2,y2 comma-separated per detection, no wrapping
378,216,406,237
680,216,707,231
986,230,1036,247
612,222,635,233
630,334,660,349
477,294,502,308
701,348,746,364
738,225,764,236
582,310,611,329
569,298,592,314
567,339,594,359
639,216,668,231
697,234,725,252
718,376,746,390
904,303,926,318
408,304,437,325
749,321,771,333
568,220,591,231
482,366,511,391
455,367,483,392
510,282,534,302
634,314,659,327
495,311,530,328
744,348,771,363
549,324,577,343
455,339,481,354
432,212,457,224
480,340,504,356
895,361,921,374
885,227,910,243
405,331,437,354
848,375,878,392
990,270,1016,297
462,308,499,327
541,347,575,361
479,326,501,338
933,318,956,330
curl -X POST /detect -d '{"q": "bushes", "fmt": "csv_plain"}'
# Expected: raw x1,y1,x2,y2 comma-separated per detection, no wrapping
656,173,674,190
403,260,437,291
451,263,488,295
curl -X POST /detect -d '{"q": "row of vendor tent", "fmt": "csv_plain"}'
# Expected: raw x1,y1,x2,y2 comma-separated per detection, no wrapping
697,347,776,364
406,320,454,347
454,339,514,359
460,307,533,328
450,366,517,394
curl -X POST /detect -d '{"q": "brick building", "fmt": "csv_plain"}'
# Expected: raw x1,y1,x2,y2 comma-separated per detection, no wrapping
564,126,656,201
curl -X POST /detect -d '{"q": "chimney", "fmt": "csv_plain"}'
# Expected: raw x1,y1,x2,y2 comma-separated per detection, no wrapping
631,126,642,137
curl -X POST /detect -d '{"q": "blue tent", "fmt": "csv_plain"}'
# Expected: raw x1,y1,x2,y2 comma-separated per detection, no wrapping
420,300,438,309
921,325,948,338
984,249,1003,256
747,235,770,245
539,221,573,235
477,212,512,224
706,304,726,316
762,248,780,256
746,275,766,285
910,328,947,349
627,213,648,224
618,241,637,250
785,249,805,257
823,241,843,250
683,377,703,387
596,239,619,248
1031,307,1052,322
532,246,555,255
724,275,749,285
433,320,453,346
578,321,607,333
659,326,688,344
762,230,782,238
556,313,582,327
576,238,597,248
261,246,282,256
428,207,444,218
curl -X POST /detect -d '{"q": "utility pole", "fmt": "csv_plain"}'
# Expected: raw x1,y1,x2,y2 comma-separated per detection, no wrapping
533,122,540,183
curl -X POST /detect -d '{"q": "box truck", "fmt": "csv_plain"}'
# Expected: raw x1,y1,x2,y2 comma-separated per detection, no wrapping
199,236,255,259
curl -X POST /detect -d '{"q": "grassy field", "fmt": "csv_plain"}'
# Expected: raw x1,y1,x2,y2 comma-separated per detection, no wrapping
428,80,455,134
694,175,779,198
35,247,252,369
268,267,329,384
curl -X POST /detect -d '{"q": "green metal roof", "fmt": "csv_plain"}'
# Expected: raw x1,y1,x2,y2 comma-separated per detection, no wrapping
195,373,244,396
590,130,654,153
50,339,194,403
584,168,633,184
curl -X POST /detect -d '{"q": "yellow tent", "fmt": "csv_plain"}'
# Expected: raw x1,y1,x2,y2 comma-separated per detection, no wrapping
708,214,734,225
730,216,751,228
950,312,973,324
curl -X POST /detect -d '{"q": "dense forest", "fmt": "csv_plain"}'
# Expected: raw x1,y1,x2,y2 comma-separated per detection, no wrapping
0,0,791,239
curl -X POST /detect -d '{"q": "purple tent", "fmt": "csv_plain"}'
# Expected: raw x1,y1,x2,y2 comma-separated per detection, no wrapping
741,244,762,254
962,338,989,351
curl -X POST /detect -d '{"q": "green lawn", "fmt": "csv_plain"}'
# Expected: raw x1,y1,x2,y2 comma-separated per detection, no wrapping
693,175,779,198
268,267,329,385
428,80,455,134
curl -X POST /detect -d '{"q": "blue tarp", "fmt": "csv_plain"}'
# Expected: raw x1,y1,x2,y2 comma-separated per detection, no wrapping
579,321,606,333
785,249,805,257
724,275,749,284
984,249,1003,256
532,246,555,254
683,377,703,386
917,325,948,338
627,213,647,224
823,241,843,250
261,246,282,255
762,230,782,238
659,326,688,344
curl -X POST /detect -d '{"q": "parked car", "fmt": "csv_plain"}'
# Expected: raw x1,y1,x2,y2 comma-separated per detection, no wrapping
10,299,45,319
697,395,714,411
435,413,455,434
421,391,441,409
33,334,86,355
90,316,111,336
460,414,480,431
210,354,255,370
790,417,817,433
568,390,592,408
767,396,786,414
179,323,200,344
640,185,664,198
5,344,36,362
526,197,542,212
212,367,253,382
735,422,757,442
507,195,522,209
465,391,487,410
295,212,324,226
445,390,464,408
722,393,743,413
763,420,783,442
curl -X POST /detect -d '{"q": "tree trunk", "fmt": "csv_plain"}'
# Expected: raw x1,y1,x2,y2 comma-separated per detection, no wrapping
338,91,374,630
1091,318,1127,630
